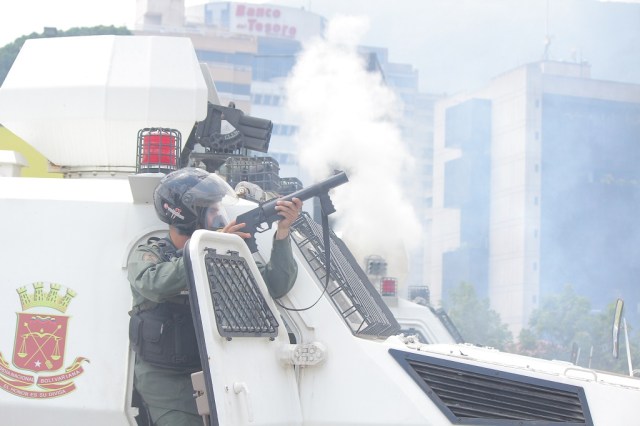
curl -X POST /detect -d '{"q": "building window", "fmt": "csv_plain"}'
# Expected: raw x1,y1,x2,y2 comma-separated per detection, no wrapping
214,82,251,96
196,50,252,67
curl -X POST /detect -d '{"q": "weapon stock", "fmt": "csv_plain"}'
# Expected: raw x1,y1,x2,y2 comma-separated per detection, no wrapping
236,171,349,252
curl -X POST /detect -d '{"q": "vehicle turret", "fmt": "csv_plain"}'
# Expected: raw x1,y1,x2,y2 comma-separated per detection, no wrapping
0,35,207,176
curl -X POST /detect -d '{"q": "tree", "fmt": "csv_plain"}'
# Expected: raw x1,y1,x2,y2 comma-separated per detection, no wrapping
582,302,639,373
0,25,131,86
514,283,640,375
444,281,513,350
525,283,592,360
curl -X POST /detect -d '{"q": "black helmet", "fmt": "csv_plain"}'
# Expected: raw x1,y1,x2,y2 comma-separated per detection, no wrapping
153,167,237,235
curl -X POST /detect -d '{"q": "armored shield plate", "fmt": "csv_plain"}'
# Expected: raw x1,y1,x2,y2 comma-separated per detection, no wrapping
184,230,302,426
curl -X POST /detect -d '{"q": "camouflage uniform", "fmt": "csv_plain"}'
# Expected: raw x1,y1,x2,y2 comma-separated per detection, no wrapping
127,235,297,426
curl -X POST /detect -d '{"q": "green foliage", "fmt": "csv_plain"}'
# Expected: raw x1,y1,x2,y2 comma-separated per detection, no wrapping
529,284,592,355
444,281,513,350
445,281,639,375
0,25,131,86
514,283,640,375
513,327,563,358
576,302,639,373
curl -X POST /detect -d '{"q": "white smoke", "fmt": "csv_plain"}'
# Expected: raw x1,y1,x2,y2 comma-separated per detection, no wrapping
285,15,422,281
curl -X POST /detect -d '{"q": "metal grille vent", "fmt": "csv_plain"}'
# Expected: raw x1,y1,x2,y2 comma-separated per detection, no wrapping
204,248,279,339
390,349,592,425
219,156,281,192
291,213,400,338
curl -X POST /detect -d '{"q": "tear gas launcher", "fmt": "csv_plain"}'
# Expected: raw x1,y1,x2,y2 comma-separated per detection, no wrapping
235,170,349,252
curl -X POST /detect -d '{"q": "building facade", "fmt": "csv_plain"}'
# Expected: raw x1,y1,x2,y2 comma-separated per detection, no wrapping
134,0,435,287
430,60,640,333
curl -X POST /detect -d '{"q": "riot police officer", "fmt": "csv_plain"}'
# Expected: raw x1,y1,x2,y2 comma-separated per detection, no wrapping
127,167,301,426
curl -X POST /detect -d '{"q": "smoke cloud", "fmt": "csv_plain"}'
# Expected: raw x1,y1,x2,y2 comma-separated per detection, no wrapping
285,15,421,281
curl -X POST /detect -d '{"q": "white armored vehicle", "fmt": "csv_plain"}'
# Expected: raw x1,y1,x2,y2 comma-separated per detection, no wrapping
0,35,638,426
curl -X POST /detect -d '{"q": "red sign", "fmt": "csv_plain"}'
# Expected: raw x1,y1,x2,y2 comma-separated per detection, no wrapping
233,4,297,39
236,4,282,18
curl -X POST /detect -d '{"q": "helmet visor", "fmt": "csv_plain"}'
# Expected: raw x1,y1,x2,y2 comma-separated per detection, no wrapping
181,173,236,231
201,202,229,230
181,174,237,207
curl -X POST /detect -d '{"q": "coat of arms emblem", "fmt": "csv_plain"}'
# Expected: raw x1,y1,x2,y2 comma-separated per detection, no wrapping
0,283,89,398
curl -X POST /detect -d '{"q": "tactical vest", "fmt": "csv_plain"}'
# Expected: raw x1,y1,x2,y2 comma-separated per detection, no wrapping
128,237,201,370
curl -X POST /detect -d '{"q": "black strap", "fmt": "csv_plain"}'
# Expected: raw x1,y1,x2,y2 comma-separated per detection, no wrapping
322,211,331,289
155,237,183,261
274,210,331,312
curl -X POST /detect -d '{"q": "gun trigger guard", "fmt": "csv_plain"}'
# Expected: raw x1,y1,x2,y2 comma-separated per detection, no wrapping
255,223,272,233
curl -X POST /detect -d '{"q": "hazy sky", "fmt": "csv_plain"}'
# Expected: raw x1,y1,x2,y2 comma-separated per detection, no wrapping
2,0,639,319
1,0,639,93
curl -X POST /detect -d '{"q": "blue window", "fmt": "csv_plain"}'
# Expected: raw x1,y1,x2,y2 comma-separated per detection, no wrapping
215,81,251,96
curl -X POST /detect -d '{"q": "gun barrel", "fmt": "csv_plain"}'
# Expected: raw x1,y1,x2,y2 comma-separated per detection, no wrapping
235,170,348,252
282,171,348,204
260,171,348,218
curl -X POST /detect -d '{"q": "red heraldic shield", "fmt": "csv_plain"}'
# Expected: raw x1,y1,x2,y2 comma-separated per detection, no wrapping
13,313,69,372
